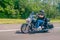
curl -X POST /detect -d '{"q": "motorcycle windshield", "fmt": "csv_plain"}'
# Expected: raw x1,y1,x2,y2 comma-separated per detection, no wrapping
28,12,35,19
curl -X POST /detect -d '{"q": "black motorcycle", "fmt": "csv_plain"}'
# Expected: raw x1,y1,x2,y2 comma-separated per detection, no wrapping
21,13,54,34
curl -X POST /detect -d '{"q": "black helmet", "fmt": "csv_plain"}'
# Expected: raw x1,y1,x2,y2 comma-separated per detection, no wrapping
40,10,45,13
39,10,45,15
38,13,44,15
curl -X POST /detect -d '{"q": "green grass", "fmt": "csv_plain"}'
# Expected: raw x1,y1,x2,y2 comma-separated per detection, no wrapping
0,19,26,24
50,19,60,23
0,19,60,24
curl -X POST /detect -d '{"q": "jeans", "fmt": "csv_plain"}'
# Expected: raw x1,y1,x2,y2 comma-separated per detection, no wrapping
35,20,44,28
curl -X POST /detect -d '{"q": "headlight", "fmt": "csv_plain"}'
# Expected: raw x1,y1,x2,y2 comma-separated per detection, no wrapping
26,18,31,23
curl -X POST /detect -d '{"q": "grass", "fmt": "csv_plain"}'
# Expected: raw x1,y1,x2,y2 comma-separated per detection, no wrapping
0,19,26,24
50,19,60,23
0,19,60,24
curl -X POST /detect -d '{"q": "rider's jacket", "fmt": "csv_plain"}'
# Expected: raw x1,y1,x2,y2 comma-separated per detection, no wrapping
37,16,45,20
37,16,48,23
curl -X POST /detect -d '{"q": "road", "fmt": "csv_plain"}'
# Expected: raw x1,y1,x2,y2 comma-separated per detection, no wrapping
0,22,60,40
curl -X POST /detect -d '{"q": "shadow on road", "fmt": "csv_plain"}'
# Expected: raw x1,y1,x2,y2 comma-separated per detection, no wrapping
15,30,49,34
15,30,23,34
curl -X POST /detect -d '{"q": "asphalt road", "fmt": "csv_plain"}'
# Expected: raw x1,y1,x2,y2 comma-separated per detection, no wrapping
0,22,60,40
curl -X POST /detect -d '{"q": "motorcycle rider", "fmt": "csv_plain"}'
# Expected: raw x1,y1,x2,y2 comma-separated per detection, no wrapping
35,10,48,30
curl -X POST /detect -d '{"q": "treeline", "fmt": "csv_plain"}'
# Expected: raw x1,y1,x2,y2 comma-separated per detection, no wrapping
0,0,60,19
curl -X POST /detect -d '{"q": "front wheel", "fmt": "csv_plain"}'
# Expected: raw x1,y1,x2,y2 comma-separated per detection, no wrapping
21,24,30,34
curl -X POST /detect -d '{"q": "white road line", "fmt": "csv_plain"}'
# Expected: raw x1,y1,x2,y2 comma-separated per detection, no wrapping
0,27,60,32
54,27,60,28
0,29,19,32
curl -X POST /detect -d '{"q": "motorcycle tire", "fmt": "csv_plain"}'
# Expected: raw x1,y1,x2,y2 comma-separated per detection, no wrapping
21,24,30,34
47,23,54,29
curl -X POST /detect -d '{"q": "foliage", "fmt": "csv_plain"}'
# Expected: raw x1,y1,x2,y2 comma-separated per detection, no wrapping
0,0,60,19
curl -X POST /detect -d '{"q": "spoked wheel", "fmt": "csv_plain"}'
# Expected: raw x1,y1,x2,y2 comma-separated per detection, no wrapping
21,24,30,34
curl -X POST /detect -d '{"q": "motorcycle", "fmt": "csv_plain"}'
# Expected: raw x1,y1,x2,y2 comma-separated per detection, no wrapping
21,13,54,34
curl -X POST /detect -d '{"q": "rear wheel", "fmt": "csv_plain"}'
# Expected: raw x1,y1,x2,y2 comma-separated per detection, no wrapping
21,24,30,34
47,23,54,29
41,26,48,32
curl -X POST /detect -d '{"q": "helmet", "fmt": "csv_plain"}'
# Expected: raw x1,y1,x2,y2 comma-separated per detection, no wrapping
40,10,45,13
38,10,45,16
